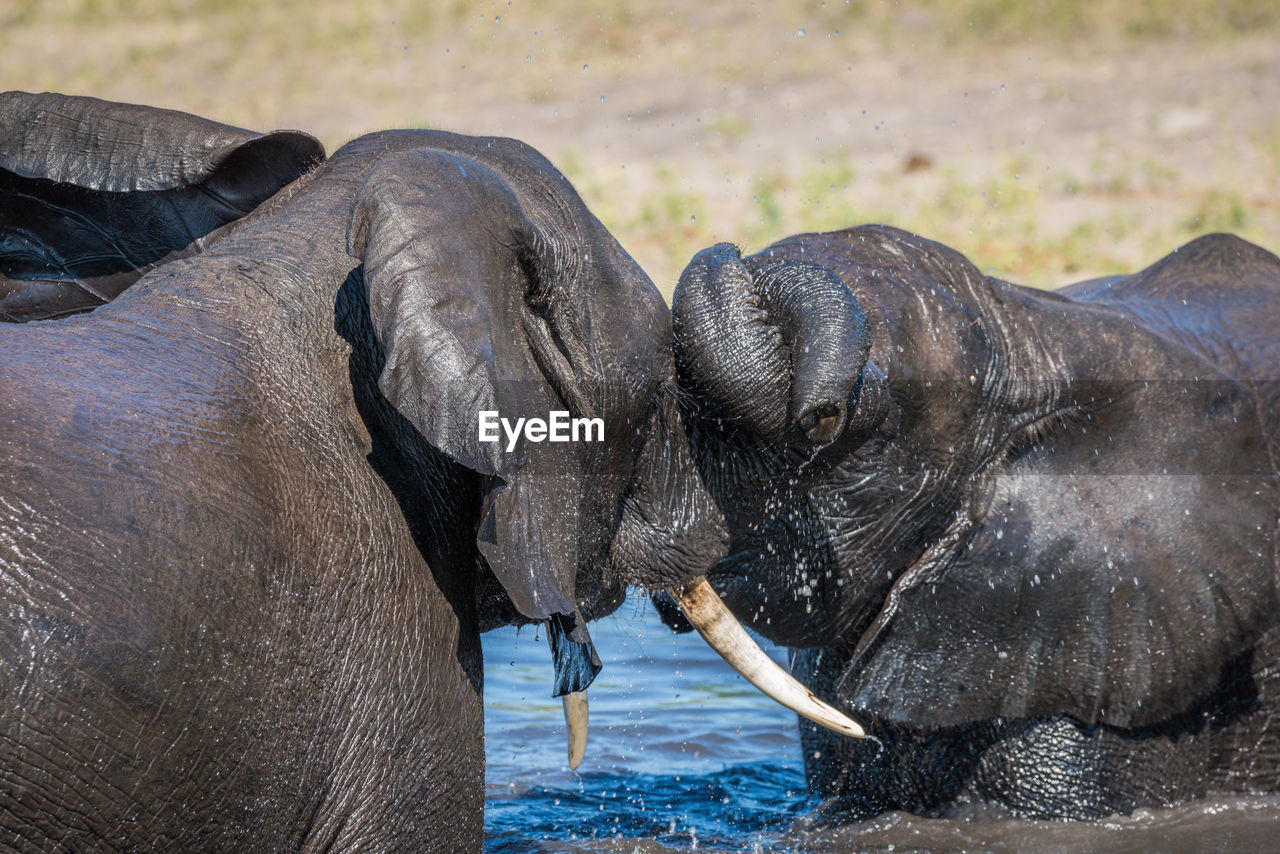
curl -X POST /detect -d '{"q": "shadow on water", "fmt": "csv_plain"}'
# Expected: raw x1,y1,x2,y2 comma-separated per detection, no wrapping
482,597,1280,853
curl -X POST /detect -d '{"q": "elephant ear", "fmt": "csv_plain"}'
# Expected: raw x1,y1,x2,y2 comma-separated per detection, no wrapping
839,305,1279,731
0,91,324,321
347,148,600,692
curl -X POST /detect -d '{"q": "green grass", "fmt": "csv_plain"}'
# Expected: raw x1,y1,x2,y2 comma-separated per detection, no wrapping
1184,189,1250,232
824,0,1280,43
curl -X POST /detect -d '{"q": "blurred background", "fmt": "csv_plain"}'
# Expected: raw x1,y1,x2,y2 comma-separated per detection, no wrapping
4,0,1277,294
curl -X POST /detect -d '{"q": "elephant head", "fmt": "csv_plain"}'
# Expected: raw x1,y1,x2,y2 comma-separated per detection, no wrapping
0,91,324,321
338,136,720,692
333,134,863,748
670,225,1280,788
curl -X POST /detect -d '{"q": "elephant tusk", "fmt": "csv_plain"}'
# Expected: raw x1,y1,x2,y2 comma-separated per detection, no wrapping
562,690,588,770
670,576,866,739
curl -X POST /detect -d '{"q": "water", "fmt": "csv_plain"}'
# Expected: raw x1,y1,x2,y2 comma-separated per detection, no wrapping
483,598,1280,853
484,596,812,852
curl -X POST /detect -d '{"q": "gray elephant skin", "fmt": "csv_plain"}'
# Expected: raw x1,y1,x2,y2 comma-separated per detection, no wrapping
668,224,1280,819
0,93,725,851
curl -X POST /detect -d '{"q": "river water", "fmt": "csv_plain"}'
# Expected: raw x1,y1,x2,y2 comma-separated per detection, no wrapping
482,598,1280,853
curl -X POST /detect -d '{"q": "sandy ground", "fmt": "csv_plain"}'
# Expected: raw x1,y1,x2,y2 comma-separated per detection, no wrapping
3,2,1277,290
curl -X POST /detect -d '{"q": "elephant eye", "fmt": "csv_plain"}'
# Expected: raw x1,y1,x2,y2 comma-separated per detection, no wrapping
518,244,582,365
1005,407,1083,464
518,244,557,321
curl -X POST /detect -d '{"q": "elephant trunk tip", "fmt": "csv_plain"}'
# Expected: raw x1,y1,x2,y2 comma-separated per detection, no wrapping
794,399,847,446
673,243,876,448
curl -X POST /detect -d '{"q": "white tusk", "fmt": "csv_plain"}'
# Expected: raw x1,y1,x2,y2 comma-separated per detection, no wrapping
562,690,588,770
671,576,866,739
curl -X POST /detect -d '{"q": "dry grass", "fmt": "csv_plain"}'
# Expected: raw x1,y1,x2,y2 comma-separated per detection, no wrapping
3,1,1277,294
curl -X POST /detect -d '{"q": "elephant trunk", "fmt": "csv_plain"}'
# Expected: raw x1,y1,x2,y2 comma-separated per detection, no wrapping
672,243,873,446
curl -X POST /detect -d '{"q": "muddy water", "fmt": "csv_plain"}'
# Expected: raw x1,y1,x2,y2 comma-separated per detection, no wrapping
482,599,1280,852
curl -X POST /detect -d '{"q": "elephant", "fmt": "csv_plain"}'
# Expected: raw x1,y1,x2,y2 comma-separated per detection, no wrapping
663,224,1280,820
0,93,862,852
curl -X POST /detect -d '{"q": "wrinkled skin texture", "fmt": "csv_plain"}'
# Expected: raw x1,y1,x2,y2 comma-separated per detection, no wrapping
670,225,1280,820
0,95,722,851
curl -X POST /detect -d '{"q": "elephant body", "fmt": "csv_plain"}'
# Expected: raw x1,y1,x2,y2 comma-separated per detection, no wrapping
0,96,725,851
2,216,484,850
673,226,1280,819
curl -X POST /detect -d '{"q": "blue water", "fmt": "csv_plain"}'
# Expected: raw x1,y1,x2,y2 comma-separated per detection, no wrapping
483,596,814,852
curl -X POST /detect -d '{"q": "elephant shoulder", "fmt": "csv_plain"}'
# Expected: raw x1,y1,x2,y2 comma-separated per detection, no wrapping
841,346,1280,732
841,461,1279,733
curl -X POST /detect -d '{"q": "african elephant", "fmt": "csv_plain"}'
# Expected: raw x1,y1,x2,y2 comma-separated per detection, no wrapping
0,94,855,852
665,225,1280,820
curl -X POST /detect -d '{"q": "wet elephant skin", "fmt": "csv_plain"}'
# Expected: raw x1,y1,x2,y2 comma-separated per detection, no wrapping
0,91,324,321
671,226,1280,819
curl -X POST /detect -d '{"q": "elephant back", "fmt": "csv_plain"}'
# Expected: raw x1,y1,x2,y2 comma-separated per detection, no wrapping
1059,233,1280,471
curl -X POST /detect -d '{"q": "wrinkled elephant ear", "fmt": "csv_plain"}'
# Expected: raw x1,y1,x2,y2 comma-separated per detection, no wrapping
839,349,1278,732
0,91,324,321
347,148,600,693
